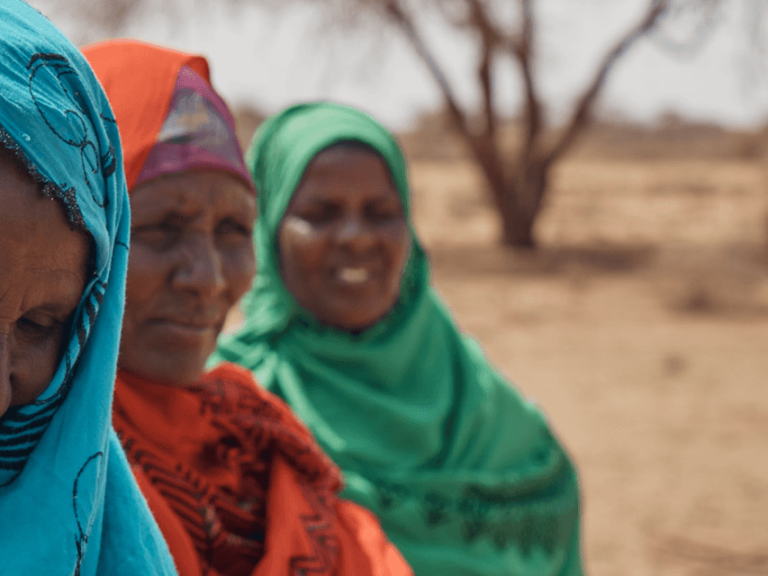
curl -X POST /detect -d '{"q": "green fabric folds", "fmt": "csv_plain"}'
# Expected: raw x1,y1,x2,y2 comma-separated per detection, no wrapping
213,102,583,576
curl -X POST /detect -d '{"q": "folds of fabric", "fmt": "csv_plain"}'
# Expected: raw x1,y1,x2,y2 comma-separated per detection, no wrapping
83,39,251,193
81,39,210,190
0,2,176,574
213,102,584,575
113,364,413,576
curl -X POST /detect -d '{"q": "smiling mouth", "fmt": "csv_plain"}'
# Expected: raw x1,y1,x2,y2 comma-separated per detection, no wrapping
336,267,371,284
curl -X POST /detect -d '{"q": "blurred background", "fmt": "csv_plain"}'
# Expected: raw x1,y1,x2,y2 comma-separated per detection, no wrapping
31,1,768,574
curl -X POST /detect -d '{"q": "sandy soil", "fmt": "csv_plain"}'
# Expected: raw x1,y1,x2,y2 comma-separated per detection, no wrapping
409,158,768,576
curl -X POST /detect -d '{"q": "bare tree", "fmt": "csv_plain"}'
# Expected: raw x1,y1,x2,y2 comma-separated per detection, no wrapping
42,0,732,247
345,0,670,246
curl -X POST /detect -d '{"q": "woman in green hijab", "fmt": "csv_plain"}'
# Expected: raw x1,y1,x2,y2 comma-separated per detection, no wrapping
213,102,583,576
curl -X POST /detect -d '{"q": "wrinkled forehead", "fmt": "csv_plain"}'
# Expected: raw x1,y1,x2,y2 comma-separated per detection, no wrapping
129,170,256,224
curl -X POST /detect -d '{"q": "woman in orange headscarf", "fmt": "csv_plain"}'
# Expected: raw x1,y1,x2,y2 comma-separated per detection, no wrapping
82,39,412,576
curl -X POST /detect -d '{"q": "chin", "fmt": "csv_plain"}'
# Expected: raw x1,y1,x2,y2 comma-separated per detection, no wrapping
121,350,208,388
156,368,206,387
330,308,392,334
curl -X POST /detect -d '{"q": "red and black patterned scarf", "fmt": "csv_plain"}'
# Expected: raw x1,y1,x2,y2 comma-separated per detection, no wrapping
113,364,343,576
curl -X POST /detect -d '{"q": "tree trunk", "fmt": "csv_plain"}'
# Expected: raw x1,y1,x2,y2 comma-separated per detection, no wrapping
500,203,537,247
493,163,548,248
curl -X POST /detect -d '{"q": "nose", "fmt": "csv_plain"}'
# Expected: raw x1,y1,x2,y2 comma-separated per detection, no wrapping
335,215,376,254
0,334,11,418
172,234,226,299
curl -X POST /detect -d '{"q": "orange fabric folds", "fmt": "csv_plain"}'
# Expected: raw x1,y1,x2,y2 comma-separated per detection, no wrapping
82,40,209,190
113,364,412,576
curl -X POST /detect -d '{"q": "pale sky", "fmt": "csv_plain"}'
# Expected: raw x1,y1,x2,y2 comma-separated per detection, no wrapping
31,0,768,131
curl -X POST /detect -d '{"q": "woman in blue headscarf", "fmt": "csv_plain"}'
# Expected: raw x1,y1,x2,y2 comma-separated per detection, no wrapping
0,1,177,574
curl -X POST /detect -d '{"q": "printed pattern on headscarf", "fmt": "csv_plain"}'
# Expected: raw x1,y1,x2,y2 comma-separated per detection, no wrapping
0,2,176,574
81,39,250,193
213,102,584,576
135,65,252,189
113,366,344,576
0,13,115,486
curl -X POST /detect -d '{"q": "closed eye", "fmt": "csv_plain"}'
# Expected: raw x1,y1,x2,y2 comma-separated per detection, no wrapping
298,202,341,224
132,218,185,251
17,316,57,336
365,201,403,222
215,217,252,238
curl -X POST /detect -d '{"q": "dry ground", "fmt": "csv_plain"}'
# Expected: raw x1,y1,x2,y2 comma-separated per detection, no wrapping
410,158,768,576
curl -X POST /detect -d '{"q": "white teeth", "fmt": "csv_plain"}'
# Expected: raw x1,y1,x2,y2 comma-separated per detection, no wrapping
338,267,370,283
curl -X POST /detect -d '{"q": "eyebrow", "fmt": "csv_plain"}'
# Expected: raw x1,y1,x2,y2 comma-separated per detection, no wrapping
20,289,82,322
35,300,79,317
132,205,204,225
300,188,399,203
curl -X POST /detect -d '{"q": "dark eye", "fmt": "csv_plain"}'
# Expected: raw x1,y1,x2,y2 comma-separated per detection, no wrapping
299,204,339,225
366,202,402,223
132,221,183,251
17,316,57,338
215,217,252,241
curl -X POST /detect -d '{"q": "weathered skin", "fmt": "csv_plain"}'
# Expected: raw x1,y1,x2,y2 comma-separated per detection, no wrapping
120,170,256,386
0,150,89,417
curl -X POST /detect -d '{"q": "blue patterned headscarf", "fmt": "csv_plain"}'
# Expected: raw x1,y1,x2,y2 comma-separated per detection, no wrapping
0,2,177,574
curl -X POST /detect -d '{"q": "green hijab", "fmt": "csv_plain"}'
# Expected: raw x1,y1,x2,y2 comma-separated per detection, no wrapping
213,102,583,576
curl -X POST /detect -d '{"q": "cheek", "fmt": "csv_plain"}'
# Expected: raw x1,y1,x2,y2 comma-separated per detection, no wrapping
279,224,329,285
222,243,256,302
11,332,66,406
124,245,174,315
384,225,412,280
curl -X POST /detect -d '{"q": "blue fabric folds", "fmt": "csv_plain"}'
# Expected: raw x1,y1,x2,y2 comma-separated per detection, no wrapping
0,1,177,574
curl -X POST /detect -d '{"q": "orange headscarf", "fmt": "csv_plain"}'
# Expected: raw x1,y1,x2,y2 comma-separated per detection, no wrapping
83,39,210,190
82,40,412,576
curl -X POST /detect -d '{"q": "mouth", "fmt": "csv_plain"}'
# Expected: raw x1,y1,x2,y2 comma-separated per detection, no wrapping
335,267,372,284
149,317,223,339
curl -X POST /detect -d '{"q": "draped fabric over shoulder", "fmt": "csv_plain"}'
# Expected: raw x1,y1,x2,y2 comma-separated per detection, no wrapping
213,103,584,576
0,3,176,574
84,40,413,576
113,365,413,576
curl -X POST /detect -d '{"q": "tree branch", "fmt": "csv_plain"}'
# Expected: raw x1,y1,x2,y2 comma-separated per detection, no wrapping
478,31,495,139
545,0,668,166
377,0,508,196
377,0,472,141
465,0,497,137
516,0,543,163
465,0,507,189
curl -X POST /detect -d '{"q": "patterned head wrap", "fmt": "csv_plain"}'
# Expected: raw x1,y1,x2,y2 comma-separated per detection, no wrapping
0,2,176,574
135,65,252,189
82,39,252,193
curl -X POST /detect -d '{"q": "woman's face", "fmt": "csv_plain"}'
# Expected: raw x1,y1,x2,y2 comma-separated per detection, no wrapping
279,146,411,332
0,152,89,418
121,170,256,386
